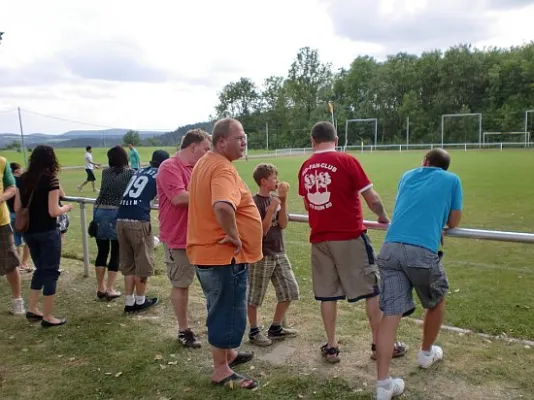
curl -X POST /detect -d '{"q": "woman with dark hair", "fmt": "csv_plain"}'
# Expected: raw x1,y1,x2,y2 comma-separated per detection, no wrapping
15,145,72,327
92,145,133,300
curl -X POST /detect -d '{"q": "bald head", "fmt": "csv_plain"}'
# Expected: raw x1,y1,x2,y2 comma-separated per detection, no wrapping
212,118,240,147
211,118,246,161
424,148,451,170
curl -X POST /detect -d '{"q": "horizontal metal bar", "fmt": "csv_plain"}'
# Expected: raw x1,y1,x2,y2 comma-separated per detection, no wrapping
61,197,534,245
288,213,534,244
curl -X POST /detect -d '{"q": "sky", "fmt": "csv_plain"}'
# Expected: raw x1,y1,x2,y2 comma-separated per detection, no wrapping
1,0,534,135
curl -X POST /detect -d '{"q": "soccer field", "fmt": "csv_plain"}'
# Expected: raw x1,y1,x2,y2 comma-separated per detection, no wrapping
2,147,534,400
5,147,533,338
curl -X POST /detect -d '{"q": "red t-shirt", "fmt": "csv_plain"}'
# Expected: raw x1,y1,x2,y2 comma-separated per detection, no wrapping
156,156,192,249
298,150,372,243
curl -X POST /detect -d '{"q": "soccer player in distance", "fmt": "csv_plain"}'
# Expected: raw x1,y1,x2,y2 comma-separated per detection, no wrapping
375,148,462,400
297,121,408,363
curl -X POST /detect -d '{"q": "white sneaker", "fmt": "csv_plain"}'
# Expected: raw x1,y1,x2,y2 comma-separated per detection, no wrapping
417,345,443,368
11,298,26,315
376,377,405,400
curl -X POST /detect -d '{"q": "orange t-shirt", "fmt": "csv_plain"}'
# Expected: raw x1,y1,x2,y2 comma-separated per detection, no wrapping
186,152,263,265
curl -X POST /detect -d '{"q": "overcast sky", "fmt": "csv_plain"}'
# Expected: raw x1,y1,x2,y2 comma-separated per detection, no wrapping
1,0,533,134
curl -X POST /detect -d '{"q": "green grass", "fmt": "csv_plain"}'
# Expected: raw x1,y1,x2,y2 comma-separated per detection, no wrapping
2,147,274,167
1,148,534,399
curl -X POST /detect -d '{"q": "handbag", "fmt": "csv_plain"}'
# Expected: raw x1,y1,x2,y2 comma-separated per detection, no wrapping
14,182,37,233
87,169,123,238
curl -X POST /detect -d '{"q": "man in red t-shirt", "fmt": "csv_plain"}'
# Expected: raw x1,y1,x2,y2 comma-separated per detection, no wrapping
298,121,407,363
156,129,211,348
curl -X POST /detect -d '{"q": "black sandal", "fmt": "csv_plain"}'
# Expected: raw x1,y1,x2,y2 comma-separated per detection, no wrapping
212,372,258,390
320,343,341,363
228,351,254,368
26,311,43,323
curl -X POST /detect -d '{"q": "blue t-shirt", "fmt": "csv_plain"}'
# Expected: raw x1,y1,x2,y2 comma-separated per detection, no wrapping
117,166,158,221
385,167,463,253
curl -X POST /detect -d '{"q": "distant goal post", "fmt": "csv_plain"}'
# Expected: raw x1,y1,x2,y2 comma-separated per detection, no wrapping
344,118,378,151
441,113,482,147
482,131,531,147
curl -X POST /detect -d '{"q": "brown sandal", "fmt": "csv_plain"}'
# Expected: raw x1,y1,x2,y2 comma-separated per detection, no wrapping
212,372,258,390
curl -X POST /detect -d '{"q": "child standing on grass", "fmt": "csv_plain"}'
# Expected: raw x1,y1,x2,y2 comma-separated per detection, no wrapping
247,163,300,347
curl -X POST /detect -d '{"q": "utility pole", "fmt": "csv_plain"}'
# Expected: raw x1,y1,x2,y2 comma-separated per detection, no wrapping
266,122,269,151
406,116,410,147
17,107,28,167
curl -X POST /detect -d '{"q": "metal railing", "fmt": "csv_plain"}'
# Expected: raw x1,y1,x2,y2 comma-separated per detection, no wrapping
63,196,534,278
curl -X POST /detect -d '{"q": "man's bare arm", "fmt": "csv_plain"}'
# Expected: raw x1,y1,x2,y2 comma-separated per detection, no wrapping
213,201,239,239
0,185,15,202
361,187,389,223
171,191,189,207
447,210,462,228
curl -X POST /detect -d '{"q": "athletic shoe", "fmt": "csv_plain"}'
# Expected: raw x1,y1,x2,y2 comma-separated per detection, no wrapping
376,377,405,400
178,329,201,348
417,345,444,369
11,298,25,315
249,331,272,347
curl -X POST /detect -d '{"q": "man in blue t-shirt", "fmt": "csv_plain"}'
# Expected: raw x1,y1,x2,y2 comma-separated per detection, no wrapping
374,148,463,400
116,150,169,314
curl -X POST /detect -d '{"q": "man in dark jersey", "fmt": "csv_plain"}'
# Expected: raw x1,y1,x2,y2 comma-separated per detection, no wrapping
116,150,170,313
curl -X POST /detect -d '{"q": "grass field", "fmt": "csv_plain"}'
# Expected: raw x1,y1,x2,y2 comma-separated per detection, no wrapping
1,148,533,399
3,147,274,168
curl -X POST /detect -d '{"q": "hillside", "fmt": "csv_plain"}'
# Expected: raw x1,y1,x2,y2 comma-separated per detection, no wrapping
0,121,214,149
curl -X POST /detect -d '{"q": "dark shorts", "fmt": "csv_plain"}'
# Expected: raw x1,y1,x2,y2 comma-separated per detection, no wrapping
0,223,20,276
377,242,449,317
85,169,96,182
196,261,248,349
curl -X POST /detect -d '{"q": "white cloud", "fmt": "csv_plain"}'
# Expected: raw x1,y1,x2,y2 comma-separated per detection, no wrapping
0,0,533,134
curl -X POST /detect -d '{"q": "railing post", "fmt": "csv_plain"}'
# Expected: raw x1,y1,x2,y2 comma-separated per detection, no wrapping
79,201,91,277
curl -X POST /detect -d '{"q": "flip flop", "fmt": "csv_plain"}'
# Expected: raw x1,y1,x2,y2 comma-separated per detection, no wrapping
228,351,254,368
212,372,258,390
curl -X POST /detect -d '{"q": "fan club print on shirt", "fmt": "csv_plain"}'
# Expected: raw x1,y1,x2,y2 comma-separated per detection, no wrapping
301,163,337,211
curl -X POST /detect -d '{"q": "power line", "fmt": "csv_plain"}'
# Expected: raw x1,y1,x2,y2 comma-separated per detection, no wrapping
0,108,16,114
20,108,174,132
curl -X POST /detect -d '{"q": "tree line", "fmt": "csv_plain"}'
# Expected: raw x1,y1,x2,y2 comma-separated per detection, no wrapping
213,44,534,149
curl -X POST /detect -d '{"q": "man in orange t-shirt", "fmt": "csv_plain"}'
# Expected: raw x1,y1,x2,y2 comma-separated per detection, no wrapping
187,118,263,390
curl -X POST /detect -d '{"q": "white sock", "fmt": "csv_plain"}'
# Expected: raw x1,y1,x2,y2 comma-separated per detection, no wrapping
377,378,392,389
135,295,145,305
12,298,23,303
125,295,135,306
422,348,432,356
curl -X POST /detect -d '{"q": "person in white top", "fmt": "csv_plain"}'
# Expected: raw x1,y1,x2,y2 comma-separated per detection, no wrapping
77,146,101,192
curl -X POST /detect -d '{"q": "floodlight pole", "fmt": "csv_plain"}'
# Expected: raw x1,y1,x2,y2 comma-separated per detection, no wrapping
17,107,28,167
525,110,534,148
441,113,482,148
406,116,410,147
266,122,269,150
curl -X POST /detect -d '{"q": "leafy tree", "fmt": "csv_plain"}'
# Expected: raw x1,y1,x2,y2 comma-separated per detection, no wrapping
213,42,534,148
122,130,141,146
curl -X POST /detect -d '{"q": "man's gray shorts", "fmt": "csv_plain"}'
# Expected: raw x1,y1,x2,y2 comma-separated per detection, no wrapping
377,242,449,317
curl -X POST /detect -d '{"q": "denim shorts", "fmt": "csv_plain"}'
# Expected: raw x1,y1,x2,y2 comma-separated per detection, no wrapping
93,208,119,240
9,212,24,247
196,261,248,349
